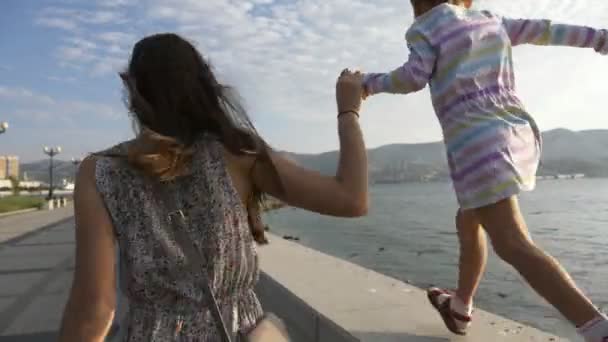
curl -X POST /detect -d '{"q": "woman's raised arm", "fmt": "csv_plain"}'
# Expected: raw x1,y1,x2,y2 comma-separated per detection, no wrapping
253,70,369,217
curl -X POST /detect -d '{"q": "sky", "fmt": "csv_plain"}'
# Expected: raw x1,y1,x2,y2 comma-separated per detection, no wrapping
0,0,607,162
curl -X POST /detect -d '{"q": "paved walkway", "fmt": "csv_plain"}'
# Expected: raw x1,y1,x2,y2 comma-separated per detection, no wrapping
0,208,75,341
0,208,573,342
0,206,74,245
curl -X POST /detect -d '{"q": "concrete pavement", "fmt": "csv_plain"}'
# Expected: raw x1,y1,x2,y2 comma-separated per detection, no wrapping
0,207,74,341
0,207,573,341
0,206,73,245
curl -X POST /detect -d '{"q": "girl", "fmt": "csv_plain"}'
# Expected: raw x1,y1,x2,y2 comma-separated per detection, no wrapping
361,0,608,340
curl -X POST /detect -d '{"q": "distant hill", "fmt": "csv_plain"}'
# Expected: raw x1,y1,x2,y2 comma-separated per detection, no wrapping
284,129,608,182
20,129,608,183
536,129,608,177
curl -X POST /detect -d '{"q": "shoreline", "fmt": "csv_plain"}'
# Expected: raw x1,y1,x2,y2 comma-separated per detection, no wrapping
372,176,600,186
262,182,597,341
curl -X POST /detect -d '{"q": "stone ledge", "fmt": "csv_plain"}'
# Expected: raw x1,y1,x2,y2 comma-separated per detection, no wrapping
257,234,568,342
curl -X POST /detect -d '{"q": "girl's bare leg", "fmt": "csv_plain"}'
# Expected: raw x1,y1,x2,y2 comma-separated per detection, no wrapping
454,209,487,306
475,196,600,326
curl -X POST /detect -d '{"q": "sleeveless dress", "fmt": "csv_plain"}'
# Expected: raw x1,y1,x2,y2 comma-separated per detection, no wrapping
95,134,264,341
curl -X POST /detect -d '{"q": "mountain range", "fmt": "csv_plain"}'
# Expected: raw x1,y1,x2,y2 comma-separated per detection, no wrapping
21,129,608,184
283,128,608,182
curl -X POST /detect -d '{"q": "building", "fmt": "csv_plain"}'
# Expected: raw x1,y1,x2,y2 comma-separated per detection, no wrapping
19,180,42,189
0,179,11,190
0,157,6,179
6,156,19,179
0,156,19,180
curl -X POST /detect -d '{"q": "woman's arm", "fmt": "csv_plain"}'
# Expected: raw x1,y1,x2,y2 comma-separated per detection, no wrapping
248,71,368,217
502,17,608,53
59,157,116,342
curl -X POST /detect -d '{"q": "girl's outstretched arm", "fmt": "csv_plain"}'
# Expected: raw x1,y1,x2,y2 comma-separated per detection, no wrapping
363,29,437,96
501,17,608,54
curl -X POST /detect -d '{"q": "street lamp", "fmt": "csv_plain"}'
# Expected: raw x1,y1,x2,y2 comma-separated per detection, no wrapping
0,122,8,134
43,146,62,199
71,157,81,183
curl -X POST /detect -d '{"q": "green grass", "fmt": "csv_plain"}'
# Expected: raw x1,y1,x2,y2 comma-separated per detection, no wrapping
0,196,45,214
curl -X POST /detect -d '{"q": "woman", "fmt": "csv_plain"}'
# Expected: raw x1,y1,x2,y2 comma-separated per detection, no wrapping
58,33,368,341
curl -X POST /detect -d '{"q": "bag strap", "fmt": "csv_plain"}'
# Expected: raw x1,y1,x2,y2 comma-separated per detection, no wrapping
152,181,234,342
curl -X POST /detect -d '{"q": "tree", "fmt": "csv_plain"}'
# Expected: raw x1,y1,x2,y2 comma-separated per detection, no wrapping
8,176,19,196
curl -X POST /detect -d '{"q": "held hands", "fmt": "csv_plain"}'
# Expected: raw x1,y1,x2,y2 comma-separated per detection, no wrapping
362,82,370,101
336,69,364,115
596,30,608,55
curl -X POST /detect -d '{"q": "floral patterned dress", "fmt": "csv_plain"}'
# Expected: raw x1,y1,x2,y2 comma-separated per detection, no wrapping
95,134,264,341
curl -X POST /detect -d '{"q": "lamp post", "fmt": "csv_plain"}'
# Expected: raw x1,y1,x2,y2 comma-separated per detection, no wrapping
71,157,81,183
0,122,8,134
43,146,62,199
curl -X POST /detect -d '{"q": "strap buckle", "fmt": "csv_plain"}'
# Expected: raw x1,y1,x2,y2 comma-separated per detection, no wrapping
167,210,186,223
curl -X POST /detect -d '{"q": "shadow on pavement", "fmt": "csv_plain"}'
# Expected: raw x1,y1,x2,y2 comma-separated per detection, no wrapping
0,324,119,342
354,331,450,342
0,331,58,342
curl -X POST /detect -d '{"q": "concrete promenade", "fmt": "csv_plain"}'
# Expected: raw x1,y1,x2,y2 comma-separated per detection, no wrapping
0,207,74,341
0,208,570,341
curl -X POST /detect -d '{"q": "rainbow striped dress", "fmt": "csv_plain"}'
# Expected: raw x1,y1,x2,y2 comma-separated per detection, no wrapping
363,4,608,209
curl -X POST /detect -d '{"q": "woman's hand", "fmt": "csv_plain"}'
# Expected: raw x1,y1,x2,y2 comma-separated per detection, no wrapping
229,68,369,218
336,69,363,114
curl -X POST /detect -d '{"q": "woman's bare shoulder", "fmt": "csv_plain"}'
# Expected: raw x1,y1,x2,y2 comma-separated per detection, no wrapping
222,146,256,175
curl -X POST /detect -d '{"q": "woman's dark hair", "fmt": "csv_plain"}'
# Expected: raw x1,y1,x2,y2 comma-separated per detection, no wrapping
122,33,278,243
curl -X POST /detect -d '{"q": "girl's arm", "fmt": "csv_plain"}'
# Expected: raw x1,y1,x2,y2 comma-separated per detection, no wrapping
502,17,608,54
363,30,437,96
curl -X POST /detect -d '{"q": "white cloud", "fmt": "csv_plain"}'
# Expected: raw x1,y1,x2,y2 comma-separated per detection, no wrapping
56,45,97,64
47,76,78,83
34,17,78,31
0,85,132,161
0,86,56,106
91,56,125,76
59,99,123,120
98,31,135,45
35,6,126,32
98,0,136,7
88,10,126,24
65,37,98,50
0,85,123,123
36,0,608,152
54,35,128,75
